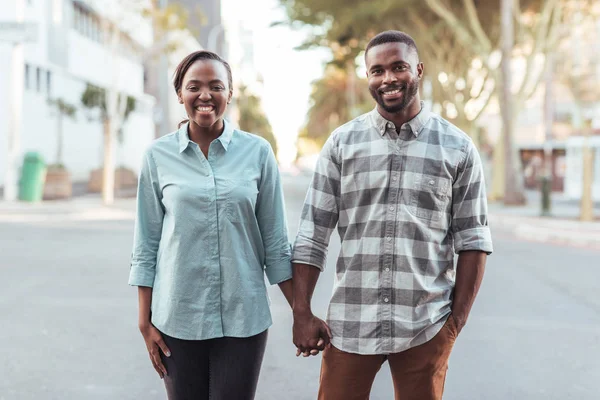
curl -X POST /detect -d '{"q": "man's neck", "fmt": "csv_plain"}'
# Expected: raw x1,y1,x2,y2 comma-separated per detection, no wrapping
379,98,422,128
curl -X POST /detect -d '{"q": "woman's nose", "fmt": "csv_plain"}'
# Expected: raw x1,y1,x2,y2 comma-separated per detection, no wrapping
198,92,211,101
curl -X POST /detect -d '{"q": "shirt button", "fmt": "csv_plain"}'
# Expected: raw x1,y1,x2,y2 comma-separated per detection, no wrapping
384,297,389,303
389,206,395,211
429,180,435,185
385,267,390,272
386,236,392,242
392,176,398,181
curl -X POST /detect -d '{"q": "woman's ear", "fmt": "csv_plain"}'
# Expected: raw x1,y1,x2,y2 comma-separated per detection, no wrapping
177,90,183,104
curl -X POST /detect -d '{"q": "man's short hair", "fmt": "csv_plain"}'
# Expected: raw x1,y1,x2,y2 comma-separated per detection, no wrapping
365,31,419,61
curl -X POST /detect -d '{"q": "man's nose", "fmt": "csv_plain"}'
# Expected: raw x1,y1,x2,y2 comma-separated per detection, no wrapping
383,70,397,84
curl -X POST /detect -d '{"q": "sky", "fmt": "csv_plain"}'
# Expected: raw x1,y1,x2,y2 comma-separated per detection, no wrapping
221,0,331,166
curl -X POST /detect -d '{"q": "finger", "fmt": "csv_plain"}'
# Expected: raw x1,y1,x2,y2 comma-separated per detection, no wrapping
153,353,168,377
156,338,171,358
149,355,164,379
296,348,301,357
316,338,325,350
310,349,320,356
302,351,311,357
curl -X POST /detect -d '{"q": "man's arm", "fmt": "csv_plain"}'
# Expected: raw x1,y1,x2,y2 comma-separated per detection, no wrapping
292,263,332,356
451,251,486,334
449,140,493,333
291,134,341,356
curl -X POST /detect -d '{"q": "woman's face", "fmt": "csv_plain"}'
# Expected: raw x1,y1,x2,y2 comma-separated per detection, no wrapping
178,59,232,130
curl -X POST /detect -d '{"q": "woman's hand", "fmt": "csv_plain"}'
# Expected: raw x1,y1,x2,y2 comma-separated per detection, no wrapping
139,322,171,379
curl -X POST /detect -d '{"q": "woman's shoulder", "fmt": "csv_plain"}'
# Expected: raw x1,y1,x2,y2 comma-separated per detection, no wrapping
233,129,272,151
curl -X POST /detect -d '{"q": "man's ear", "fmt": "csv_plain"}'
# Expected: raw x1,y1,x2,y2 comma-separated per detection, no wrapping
417,62,424,79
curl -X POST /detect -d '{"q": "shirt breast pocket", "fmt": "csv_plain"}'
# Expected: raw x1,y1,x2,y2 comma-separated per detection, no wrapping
410,175,452,226
223,179,259,224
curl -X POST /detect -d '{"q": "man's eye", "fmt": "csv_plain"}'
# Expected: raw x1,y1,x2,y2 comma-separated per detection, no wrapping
371,69,382,75
394,66,407,71
212,86,224,91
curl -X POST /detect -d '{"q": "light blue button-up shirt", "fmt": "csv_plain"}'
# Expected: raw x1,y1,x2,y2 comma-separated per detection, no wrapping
129,120,292,340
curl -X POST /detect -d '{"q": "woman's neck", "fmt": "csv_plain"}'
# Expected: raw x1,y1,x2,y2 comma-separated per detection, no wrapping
188,119,224,146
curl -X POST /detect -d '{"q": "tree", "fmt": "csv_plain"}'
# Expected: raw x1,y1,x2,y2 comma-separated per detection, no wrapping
278,0,564,204
47,98,77,168
555,0,600,221
236,86,279,157
301,65,373,147
83,0,188,205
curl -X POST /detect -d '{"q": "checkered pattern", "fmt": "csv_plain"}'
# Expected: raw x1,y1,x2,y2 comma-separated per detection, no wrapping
292,104,493,355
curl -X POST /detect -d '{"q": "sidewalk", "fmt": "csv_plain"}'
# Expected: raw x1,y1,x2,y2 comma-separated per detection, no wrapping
0,194,136,223
1,188,599,249
488,190,600,249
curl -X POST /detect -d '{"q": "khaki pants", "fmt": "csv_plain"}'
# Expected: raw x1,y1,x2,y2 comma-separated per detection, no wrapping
318,317,458,400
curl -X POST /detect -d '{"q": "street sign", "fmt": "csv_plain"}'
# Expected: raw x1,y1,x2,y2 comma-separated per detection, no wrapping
0,21,38,43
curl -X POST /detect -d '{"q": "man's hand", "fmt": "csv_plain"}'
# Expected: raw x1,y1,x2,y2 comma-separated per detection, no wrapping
293,311,332,357
139,322,171,378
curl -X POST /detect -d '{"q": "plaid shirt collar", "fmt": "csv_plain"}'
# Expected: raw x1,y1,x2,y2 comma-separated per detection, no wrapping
370,101,431,137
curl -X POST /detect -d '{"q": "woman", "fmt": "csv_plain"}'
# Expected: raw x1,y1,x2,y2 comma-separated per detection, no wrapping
128,50,293,400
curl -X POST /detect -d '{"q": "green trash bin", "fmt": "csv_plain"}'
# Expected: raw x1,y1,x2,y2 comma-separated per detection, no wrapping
18,152,47,202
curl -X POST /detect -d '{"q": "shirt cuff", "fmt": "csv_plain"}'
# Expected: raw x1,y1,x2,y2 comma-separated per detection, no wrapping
128,265,156,287
265,259,293,285
453,226,493,255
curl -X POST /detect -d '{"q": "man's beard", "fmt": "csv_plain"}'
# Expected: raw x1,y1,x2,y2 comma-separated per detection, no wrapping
370,76,420,114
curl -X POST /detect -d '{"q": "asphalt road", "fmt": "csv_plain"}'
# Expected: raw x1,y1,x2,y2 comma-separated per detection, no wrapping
0,174,598,399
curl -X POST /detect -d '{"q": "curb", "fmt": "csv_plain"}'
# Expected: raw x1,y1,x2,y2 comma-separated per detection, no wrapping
489,213,600,249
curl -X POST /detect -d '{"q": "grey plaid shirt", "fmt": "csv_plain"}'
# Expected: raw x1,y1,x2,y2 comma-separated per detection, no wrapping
292,103,493,355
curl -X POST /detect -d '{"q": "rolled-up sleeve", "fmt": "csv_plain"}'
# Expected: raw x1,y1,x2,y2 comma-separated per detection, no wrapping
255,143,292,285
292,134,341,271
129,148,164,287
451,141,493,254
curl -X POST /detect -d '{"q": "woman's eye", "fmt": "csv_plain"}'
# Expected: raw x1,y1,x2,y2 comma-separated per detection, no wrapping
212,86,224,91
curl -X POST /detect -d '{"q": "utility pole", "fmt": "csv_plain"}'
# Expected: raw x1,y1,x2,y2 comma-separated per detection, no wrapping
500,0,526,205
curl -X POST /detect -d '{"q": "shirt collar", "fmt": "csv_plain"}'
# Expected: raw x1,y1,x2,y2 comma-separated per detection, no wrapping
177,119,235,153
370,101,430,137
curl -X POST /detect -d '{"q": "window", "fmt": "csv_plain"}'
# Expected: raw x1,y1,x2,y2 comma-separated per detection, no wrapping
36,67,41,92
24,64,30,90
46,70,52,97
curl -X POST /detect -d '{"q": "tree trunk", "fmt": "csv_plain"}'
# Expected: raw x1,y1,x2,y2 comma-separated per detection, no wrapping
102,118,115,205
56,112,63,166
580,134,595,221
500,0,526,205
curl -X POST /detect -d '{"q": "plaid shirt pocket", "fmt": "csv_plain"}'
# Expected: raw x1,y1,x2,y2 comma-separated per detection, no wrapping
411,175,452,224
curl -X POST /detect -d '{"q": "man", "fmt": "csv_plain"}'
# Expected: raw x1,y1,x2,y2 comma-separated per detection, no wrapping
291,30,493,400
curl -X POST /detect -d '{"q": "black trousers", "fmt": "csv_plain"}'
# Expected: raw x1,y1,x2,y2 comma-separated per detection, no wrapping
159,329,268,400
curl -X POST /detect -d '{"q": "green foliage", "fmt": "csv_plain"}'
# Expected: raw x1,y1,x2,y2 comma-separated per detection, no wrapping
48,98,77,119
302,65,373,145
81,84,136,122
236,86,278,157
279,0,563,138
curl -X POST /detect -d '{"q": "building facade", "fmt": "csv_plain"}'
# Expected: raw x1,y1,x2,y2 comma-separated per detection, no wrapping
0,0,156,188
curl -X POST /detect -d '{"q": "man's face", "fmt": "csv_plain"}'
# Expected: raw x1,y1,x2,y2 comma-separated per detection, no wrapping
366,42,423,114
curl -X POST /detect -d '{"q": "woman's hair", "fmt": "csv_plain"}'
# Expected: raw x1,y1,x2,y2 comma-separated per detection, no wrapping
173,50,233,128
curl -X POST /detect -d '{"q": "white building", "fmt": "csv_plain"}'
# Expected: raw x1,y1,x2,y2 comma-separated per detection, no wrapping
0,0,156,189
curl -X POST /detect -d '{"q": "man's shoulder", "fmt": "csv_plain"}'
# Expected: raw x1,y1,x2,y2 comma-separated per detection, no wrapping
427,113,474,151
329,112,375,143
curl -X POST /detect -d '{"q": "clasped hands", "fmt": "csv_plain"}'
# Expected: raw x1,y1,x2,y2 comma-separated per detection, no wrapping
292,310,332,357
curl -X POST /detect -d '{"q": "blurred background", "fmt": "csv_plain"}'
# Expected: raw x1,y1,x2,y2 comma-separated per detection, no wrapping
0,0,598,399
